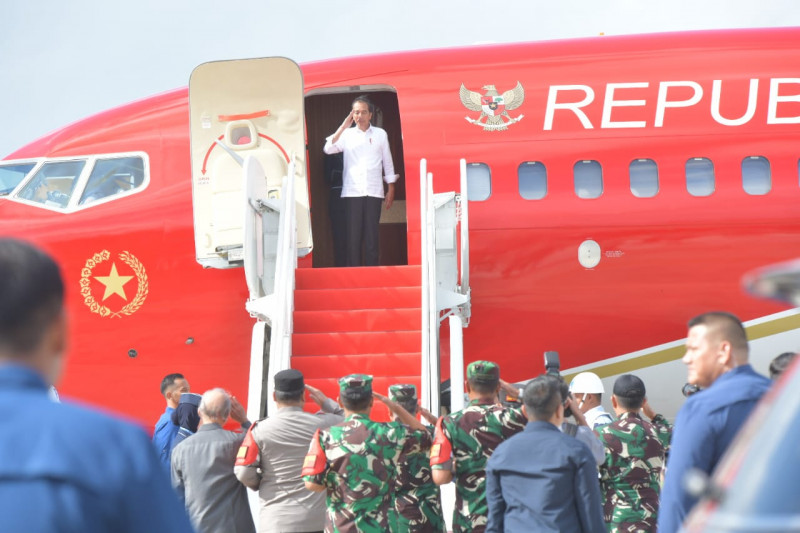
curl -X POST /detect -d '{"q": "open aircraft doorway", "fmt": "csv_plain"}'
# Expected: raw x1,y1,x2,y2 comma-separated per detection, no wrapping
305,88,408,268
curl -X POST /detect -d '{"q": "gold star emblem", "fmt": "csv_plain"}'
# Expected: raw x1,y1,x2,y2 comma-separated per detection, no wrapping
94,262,134,301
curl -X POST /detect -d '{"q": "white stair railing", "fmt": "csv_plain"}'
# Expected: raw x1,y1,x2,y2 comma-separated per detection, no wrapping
420,158,471,415
243,154,298,420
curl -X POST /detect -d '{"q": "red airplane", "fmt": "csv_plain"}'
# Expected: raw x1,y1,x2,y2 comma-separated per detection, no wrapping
2,27,799,429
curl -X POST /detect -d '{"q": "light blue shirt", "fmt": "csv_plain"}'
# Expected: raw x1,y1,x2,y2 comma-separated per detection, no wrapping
153,406,178,468
658,364,771,533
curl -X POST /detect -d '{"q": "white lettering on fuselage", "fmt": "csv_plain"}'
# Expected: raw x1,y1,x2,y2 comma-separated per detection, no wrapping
543,78,800,130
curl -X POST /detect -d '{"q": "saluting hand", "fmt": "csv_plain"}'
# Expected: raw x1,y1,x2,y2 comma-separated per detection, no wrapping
229,396,249,425
306,384,327,406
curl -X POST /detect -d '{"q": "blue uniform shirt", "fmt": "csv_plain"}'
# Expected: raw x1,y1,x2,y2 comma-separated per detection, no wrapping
486,421,606,533
153,406,178,468
0,364,195,533
658,364,771,533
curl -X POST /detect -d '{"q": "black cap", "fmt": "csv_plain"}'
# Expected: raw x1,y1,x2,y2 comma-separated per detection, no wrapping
274,369,305,393
178,392,202,407
613,374,646,399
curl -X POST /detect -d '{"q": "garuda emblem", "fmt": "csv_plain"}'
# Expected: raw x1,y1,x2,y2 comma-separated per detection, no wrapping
460,82,525,131
79,250,149,318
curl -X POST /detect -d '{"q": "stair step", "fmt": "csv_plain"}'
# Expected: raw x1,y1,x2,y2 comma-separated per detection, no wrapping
294,287,421,311
293,331,421,356
294,308,420,333
296,265,421,290
292,352,421,379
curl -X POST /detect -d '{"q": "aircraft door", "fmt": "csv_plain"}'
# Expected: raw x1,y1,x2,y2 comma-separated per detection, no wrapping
189,57,311,269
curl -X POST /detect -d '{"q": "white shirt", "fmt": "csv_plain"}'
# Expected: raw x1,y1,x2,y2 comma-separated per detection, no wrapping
584,405,614,430
324,125,398,198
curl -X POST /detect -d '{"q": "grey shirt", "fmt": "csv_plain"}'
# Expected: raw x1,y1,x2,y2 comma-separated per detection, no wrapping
235,399,343,532
172,423,255,533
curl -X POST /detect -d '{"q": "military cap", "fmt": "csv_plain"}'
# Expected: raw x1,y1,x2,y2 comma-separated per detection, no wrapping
339,374,373,395
389,384,417,403
613,374,646,399
178,392,202,407
467,360,500,383
274,369,305,393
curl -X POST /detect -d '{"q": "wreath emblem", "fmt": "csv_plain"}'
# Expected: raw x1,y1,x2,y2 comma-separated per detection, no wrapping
79,250,149,318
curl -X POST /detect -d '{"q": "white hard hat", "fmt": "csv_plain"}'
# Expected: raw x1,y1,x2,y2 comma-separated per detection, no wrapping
569,372,605,394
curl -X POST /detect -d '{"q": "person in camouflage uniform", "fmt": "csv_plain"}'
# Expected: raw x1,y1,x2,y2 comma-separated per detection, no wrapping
387,384,446,533
596,374,671,532
302,374,428,533
430,361,527,533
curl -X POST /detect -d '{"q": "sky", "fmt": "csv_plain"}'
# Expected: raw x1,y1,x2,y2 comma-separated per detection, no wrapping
2,0,800,158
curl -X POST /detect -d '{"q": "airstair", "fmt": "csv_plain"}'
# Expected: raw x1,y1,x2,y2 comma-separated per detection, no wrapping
187,58,471,421
292,265,422,419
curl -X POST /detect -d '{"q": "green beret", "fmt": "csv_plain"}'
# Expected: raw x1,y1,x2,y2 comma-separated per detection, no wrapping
339,374,373,394
467,360,500,382
389,384,417,403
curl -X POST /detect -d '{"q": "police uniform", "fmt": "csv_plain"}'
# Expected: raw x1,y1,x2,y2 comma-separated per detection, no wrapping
387,384,445,533
0,363,194,533
596,375,670,532
429,361,526,533
302,374,423,533
235,369,343,532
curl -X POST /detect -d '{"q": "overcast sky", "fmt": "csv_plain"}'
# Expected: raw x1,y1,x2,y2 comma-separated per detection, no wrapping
2,0,799,158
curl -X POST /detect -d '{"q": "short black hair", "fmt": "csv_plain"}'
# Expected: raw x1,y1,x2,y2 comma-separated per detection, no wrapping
688,311,749,354
616,394,644,410
523,375,563,421
275,389,304,404
468,376,499,395
0,239,64,355
340,388,372,411
769,352,797,380
160,373,185,396
352,95,374,114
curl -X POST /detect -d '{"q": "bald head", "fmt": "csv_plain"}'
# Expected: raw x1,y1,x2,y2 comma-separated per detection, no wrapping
198,388,231,425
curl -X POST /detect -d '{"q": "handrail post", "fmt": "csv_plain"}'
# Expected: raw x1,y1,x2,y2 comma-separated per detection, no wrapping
420,159,431,409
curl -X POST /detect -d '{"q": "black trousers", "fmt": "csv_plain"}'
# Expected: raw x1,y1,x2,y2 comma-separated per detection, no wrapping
345,196,382,266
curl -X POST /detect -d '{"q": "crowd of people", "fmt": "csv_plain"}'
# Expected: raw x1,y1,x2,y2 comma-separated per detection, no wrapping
1,237,797,533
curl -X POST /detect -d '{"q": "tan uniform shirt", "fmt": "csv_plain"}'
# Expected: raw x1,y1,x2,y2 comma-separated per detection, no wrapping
235,400,343,532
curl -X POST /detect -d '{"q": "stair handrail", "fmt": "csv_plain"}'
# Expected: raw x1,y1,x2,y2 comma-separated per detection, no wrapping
420,158,471,415
243,154,297,418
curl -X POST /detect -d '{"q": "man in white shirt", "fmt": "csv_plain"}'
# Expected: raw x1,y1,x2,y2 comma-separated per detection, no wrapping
569,371,614,430
323,96,399,266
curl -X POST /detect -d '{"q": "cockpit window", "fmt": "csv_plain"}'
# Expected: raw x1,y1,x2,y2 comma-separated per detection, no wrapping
79,156,145,205
0,162,37,195
8,152,148,212
17,160,86,208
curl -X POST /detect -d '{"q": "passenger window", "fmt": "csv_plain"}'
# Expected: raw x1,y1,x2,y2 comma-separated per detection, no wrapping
686,158,715,197
518,161,547,200
742,156,771,195
79,156,146,205
0,162,36,195
466,162,491,201
16,160,86,208
629,159,659,198
574,160,603,199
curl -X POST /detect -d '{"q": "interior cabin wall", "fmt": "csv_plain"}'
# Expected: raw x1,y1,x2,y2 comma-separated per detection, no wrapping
305,91,407,268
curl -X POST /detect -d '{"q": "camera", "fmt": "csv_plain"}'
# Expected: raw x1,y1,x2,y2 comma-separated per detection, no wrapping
543,351,573,418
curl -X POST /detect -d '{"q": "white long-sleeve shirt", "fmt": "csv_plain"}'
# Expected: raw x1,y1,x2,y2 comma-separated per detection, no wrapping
323,125,398,198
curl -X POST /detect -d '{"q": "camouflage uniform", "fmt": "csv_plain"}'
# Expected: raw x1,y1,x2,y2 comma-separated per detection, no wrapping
596,411,670,532
302,375,427,533
430,361,526,533
387,384,445,533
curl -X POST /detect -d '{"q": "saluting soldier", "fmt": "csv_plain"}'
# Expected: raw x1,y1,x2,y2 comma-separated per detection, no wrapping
596,374,671,532
430,361,527,533
302,374,428,533
387,384,445,533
